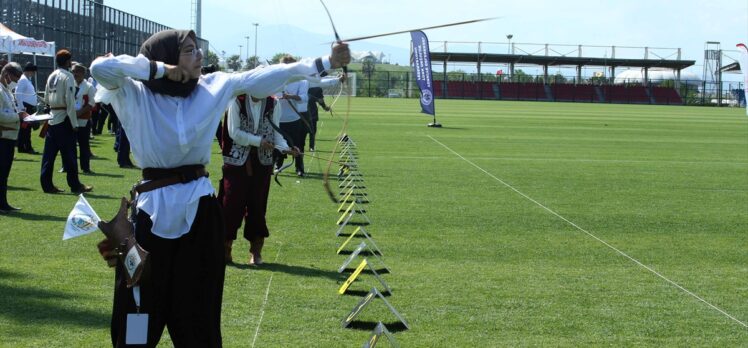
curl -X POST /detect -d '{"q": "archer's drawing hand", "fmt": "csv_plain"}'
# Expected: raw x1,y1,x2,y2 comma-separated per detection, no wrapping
330,43,350,69
164,64,191,83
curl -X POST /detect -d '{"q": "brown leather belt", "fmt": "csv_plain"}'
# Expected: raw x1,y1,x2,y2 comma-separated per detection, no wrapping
134,165,209,194
50,106,67,110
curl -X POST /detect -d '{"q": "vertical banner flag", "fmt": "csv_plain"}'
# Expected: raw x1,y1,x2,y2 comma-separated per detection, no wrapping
736,43,748,116
64,195,101,240
410,30,435,115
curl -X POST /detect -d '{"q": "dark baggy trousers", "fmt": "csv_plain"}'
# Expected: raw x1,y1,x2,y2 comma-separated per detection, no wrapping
40,120,84,192
110,195,226,348
220,149,272,241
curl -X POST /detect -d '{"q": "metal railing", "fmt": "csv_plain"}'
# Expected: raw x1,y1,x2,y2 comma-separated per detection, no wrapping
347,69,742,106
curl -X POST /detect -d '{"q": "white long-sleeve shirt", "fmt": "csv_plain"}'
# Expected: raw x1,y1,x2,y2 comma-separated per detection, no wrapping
278,80,309,123
226,96,288,151
90,53,331,238
14,74,36,109
74,80,96,127
278,77,341,123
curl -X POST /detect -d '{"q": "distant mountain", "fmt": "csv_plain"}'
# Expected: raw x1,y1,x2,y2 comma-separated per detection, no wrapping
209,24,411,66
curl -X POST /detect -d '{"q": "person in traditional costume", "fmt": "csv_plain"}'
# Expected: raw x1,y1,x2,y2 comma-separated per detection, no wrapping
220,91,298,265
91,29,349,347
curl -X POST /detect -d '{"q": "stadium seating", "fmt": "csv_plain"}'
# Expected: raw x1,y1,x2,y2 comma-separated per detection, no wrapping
602,85,651,104
551,84,598,102
433,80,682,105
499,82,548,101
651,86,684,105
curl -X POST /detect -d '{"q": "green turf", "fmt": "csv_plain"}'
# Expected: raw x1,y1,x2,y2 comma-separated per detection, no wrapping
0,99,746,347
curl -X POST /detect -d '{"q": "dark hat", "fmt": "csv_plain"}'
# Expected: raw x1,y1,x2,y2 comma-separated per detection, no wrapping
23,62,37,72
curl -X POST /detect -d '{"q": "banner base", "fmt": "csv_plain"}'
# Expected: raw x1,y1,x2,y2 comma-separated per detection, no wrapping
427,122,442,128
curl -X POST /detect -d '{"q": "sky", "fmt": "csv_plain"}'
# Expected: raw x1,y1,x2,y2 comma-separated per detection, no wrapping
106,0,747,80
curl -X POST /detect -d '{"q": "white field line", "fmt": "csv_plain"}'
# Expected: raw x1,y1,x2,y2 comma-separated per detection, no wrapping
427,134,748,329
251,244,284,347
377,155,748,166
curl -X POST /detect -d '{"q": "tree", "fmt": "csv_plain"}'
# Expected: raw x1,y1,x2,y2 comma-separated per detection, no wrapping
446,69,466,82
226,54,242,71
270,53,292,64
244,56,261,70
205,50,220,68
512,69,534,83
551,73,567,84
361,57,377,97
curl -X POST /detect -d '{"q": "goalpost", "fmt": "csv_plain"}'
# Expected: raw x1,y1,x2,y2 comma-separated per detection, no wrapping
322,72,357,97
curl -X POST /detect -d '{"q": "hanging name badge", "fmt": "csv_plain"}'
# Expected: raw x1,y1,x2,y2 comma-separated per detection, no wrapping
126,314,148,344
126,286,148,345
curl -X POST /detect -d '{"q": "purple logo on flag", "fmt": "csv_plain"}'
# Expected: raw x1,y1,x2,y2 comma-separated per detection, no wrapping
410,31,435,115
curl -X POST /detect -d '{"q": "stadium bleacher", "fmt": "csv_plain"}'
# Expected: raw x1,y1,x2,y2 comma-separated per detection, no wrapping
434,80,683,105
551,84,598,102
651,86,684,105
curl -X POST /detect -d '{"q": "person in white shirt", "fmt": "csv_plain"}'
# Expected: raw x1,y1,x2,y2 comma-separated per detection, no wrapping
71,63,96,173
14,62,38,154
0,62,26,213
276,72,342,175
219,93,298,265
40,49,92,194
90,29,349,347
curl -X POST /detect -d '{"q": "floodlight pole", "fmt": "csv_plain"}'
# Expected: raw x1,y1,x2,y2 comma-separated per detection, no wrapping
253,23,259,67
245,36,250,66
506,34,513,80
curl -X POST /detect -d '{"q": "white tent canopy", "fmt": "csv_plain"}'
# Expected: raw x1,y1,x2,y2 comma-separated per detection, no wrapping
0,22,55,57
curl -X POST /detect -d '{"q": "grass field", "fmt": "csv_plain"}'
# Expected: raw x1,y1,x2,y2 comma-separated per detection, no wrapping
0,98,747,347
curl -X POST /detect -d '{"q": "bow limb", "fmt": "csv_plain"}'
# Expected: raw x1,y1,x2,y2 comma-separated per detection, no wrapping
319,0,350,203
327,83,344,116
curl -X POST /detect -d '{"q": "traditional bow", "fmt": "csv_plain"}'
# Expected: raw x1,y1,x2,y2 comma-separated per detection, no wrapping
320,0,350,203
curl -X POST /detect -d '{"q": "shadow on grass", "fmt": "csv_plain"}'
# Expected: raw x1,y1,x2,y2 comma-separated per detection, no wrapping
1,211,67,222
0,269,109,329
337,232,370,238
338,249,381,257
343,289,391,297
342,268,390,275
81,172,125,178
7,186,34,192
346,321,408,333
434,126,467,131
228,262,343,281
276,172,324,181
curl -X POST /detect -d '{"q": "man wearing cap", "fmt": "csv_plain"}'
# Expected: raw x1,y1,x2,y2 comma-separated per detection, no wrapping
40,49,92,194
15,62,38,154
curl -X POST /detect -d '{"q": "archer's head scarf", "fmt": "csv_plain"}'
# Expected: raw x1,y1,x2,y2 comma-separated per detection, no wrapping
140,29,199,98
